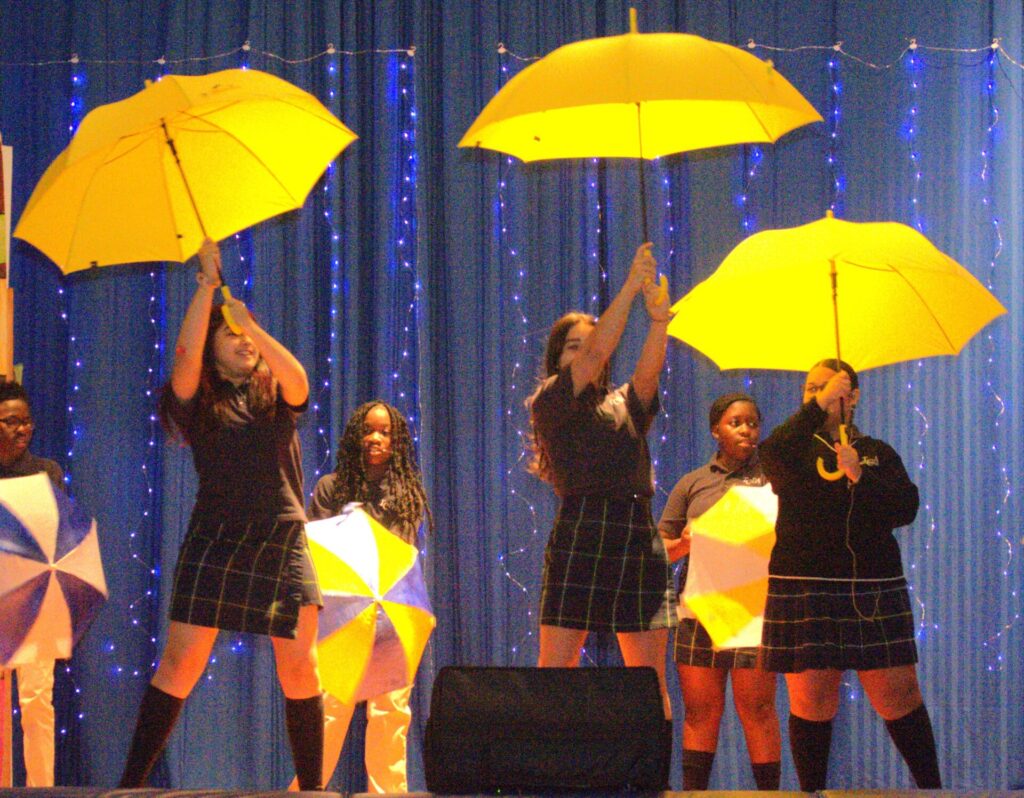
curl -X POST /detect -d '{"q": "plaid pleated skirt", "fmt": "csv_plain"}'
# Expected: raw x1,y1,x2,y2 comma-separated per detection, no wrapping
674,617,760,668
760,575,918,673
540,495,676,632
169,517,322,639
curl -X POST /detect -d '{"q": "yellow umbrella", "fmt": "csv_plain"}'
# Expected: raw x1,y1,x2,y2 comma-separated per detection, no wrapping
682,484,776,649
306,505,434,704
14,68,356,330
669,210,1007,478
15,68,355,272
459,9,821,237
668,211,1007,372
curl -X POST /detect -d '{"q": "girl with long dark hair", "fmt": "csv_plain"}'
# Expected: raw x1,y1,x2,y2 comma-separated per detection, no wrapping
120,239,324,790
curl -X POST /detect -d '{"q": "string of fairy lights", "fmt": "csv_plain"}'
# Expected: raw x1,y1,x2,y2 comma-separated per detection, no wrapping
899,38,936,641
493,50,542,663
978,44,1018,668
2,30,1020,758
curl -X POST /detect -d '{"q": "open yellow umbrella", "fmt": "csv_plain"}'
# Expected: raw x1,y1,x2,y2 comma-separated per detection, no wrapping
459,8,821,238
669,210,1007,477
14,68,356,329
668,211,1007,371
306,505,434,704
682,484,776,649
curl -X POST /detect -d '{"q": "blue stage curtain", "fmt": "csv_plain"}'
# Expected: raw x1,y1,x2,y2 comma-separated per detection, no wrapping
1,0,1022,791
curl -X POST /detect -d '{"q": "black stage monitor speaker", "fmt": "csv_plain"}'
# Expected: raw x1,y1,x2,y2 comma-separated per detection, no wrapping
423,666,668,793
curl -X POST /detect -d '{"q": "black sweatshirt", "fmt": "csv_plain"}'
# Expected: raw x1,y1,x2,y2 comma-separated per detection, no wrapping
759,400,919,579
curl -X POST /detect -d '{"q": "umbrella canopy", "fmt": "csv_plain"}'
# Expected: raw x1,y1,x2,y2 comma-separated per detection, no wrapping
682,484,776,649
306,505,434,704
0,473,107,667
668,212,1008,372
458,18,821,162
14,68,356,273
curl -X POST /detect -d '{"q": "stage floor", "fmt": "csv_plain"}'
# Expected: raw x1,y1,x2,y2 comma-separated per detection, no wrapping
1,790,1023,798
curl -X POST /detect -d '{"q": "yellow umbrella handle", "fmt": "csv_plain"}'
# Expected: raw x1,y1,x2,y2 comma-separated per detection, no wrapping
816,423,849,481
643,274,669,306
219,285,243,334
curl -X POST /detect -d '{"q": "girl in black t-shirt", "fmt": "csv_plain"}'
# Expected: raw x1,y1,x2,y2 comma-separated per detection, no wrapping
527,243,675,719
120,239,324,790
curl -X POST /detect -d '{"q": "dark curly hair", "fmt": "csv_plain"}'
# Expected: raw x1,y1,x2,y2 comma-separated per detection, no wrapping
0,380,30,406
330,401,433,536
158,305,277,444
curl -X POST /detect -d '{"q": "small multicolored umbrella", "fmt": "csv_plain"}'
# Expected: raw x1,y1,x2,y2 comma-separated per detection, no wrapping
682,483,776,649
306,505,434,704
0,473,107,667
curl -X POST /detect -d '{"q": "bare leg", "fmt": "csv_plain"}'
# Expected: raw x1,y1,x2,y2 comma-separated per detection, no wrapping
731,667,781,762
537,625,588,667
616,628,671,718
150,621,219,698
677,664,727,751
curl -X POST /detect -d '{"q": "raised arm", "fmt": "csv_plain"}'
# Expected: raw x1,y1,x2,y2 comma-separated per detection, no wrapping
169,238,221,402
224,295,310,407
631,273,671,408
570,243,655,395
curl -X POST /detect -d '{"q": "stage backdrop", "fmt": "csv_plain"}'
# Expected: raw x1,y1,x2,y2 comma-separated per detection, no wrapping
1,0,1021,791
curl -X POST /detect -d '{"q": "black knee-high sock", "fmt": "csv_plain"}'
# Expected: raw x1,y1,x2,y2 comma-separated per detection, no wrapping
788,714,832,791
285,694,324,791
119,684,185,788
751,760,781,791
885,703,942,788
682,749,715,790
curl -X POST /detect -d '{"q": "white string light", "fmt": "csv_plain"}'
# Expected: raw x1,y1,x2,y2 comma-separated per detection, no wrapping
492,48,541,664
311,48,343,489
977,44,1018,668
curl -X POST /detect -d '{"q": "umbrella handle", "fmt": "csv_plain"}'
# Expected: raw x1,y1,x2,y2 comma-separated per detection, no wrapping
220,285,243,334
815,423,849,481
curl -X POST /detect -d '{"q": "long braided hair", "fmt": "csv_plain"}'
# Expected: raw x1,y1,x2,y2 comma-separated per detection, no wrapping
330,401,433,535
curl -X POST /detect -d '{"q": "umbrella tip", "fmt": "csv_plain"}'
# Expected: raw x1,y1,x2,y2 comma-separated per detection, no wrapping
144,78,153,87
825,209,835,219
629,7,638,33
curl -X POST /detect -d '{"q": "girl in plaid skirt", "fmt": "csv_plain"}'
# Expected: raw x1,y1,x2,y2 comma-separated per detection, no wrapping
759,359,940,790
120,239,324,790
528,243,675,719
658,393,780,790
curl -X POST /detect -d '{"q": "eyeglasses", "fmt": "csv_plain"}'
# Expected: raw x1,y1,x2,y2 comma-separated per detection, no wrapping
0,416,35,431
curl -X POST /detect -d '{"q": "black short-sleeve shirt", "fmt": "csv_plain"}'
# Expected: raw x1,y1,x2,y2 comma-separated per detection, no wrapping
531,366,659,498
166,386,307,524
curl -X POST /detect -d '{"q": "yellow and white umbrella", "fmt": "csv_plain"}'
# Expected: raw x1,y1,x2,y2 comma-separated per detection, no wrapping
306,505,434,704
682,483,776,649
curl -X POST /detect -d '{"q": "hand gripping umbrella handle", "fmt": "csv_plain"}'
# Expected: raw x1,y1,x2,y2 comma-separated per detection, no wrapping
816,423,849,482
219,285,243,334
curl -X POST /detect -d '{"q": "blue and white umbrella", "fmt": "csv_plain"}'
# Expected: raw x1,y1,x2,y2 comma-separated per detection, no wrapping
0,473,107,666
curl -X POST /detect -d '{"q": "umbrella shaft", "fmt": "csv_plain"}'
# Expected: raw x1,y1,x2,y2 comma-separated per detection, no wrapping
161,120,209,242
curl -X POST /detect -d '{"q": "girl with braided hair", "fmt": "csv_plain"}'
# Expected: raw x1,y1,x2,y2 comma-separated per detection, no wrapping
301,400,432,792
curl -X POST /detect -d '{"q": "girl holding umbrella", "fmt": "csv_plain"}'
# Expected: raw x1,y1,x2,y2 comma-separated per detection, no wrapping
758,359,941,790
657,392,781,790
527,243,675,719
119,239,324,790
299,400,433,792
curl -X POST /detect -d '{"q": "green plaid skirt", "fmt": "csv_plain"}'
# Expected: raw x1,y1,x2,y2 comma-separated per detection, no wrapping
169,517,322,639
540,495,675,632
